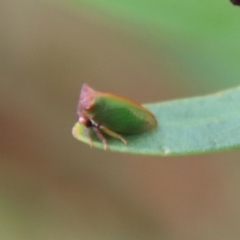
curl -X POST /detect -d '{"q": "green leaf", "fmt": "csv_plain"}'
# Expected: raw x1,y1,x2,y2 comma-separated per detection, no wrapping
72,86,240,156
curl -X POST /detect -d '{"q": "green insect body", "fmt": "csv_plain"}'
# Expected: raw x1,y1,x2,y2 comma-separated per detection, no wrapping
77,84,157,150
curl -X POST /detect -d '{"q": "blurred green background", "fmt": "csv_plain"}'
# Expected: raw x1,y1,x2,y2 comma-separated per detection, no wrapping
1,0,240,239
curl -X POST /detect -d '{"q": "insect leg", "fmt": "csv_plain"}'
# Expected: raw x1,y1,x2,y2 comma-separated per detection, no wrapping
99,125,127,145
92,126,108,150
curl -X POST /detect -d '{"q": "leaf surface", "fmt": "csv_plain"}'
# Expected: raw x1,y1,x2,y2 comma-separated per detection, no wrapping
72,86,240,155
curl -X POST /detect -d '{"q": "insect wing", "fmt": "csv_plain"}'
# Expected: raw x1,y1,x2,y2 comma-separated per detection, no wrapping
90,93,157,134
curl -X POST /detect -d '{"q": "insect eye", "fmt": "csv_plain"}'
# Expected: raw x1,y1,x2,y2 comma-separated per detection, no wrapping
79,117,92,127
85,119,93,127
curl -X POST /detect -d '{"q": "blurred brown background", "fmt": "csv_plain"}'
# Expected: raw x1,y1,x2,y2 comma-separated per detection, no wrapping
1,0,240,239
